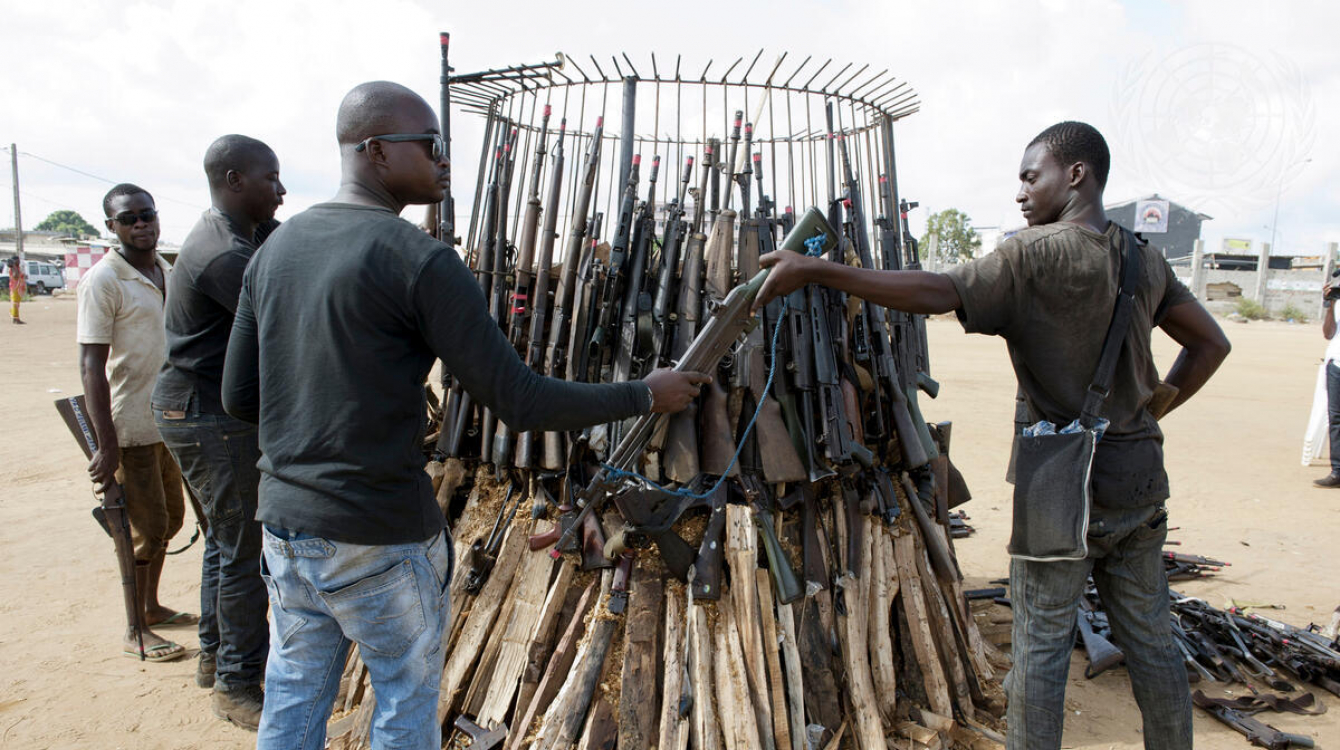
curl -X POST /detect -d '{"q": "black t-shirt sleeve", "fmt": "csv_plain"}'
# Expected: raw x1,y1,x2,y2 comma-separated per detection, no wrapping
222,270,261,424
409,246,647,432
197,243,252,314
1152,252,1197,325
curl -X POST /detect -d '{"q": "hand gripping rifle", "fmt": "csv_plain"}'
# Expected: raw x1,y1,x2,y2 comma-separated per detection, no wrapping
55,395,145,660
549,268,773,557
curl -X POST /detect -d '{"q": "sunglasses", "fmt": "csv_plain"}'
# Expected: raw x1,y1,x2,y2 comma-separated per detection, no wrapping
112,209,159,226
354,133,448,162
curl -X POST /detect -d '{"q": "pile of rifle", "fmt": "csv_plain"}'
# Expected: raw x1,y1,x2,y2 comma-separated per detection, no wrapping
326,101,1004,750
1070,562,1339,750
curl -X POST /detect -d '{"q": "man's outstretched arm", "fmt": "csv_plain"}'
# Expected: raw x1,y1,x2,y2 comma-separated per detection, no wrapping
754,251,961,314
1157,300,1231,415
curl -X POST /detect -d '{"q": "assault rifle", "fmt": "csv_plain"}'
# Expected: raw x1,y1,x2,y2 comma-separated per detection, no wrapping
481,128,521,465
836,133,930,469
541,117,603,470
495,108,553,467
549,267,774,563
515,118,566,470
587,155,641,384
55,395,145,660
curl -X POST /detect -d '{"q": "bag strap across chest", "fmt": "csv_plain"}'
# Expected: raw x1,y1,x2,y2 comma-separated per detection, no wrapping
1078,226,1143,429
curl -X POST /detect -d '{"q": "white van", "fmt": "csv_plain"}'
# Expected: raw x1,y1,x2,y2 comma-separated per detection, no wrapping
0,259,66,295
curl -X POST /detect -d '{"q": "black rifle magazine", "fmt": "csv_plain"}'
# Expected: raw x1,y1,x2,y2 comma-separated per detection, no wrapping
1008,428,1097,562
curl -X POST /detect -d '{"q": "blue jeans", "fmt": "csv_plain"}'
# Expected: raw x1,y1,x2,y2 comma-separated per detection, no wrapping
1006,503,1192,750
155,407,267,689
257,526,452,750
1326,362,1340,473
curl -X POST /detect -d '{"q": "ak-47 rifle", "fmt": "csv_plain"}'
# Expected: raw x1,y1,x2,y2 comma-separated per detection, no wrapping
494,108,553,467
540,118,603,470
549,267,774,563
659,146,713,483
515,118,566,471
481,128,520,466
55,395,145,660
612,155,660,387
586,155,641,384
836,133,930,469
651,155,694,366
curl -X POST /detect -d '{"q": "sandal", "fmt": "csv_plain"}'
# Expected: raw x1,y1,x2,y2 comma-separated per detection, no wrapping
123,641,187,663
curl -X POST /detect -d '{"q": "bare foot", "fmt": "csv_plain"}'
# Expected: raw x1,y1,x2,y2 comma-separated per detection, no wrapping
145,605,198,627
123,628,187,662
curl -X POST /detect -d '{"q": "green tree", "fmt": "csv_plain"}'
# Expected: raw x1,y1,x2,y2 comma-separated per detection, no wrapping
919,208,981,263
35,209,100,239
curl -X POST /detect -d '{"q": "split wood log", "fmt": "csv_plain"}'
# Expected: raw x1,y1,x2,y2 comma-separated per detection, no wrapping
775,597,806,750
474,541,558,726
618,563,664,748
576,695,618,750
796,592,843,739
462,571,521,717
437,516,527,723
868,523,900,726
724,503,774,750
657,584,690,750
515,560,578,722
755,568,793,750
910,527,973,720
502,579,597,750
533,571,619,750
688,602,723,750
893,529,954,718
715,592,766,750
833,515,887,750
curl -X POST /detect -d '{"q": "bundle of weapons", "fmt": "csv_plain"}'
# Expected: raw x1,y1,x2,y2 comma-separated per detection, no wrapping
1073,575,1337,750
325,94,1002,750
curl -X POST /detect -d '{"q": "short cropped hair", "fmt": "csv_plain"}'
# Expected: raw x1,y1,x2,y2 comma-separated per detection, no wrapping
203,135,275,188
102,183,153,217
1028,121,1110,188
336,81,426,146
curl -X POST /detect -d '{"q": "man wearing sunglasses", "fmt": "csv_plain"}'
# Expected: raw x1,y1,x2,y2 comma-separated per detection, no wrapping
222,81,709,749
78,184,194,664
153,135,285,731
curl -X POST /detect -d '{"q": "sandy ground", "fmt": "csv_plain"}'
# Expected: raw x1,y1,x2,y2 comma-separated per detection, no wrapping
0,295,1336,749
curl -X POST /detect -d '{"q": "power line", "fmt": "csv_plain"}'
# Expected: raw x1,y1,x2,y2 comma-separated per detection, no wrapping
7,148,207,211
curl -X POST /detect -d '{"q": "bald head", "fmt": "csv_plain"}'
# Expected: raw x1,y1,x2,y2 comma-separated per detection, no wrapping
204,135,276,189
336,81,435,147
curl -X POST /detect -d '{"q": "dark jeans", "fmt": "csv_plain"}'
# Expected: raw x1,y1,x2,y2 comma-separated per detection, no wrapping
155,407,268,690
1006,503,1192,750
1327,362,1340,473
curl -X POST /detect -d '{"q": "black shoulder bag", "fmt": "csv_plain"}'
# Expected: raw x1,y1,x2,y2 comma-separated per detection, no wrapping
1007,227,1142,562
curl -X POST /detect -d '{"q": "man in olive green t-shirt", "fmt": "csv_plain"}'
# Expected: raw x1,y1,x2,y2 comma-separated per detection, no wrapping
756,122,1230,750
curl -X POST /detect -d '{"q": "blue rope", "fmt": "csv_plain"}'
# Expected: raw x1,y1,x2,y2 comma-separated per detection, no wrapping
600,232,828,499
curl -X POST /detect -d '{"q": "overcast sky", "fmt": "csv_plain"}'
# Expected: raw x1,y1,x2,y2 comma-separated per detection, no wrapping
2,0,1335,258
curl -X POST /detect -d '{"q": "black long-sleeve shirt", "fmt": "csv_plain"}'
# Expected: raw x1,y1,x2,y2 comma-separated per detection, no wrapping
223,203,649,544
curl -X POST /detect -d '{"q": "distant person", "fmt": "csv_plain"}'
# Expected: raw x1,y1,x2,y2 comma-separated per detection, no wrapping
222,80,708,749
8,256,25,324
756,121,1230,750
1314,279,1340,487
153,135,285,730
79,184,195,662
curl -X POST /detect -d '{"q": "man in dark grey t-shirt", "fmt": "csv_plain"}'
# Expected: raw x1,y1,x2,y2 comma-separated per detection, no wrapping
153,134,284,731
756,122,1230,750
222,81,707,750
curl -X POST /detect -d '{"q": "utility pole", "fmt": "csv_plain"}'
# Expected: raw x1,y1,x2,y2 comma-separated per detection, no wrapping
9,144,23,265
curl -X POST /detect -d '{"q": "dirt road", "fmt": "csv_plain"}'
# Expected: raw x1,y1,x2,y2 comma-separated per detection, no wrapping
0,295,1335,749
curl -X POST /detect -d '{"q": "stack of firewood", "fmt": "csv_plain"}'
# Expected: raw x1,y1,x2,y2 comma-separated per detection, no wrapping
327,463,1008,750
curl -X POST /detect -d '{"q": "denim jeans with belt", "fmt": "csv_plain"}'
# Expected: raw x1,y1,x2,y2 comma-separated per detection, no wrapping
1006,503,1192,750
257,525,452,750
154,407,267,689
